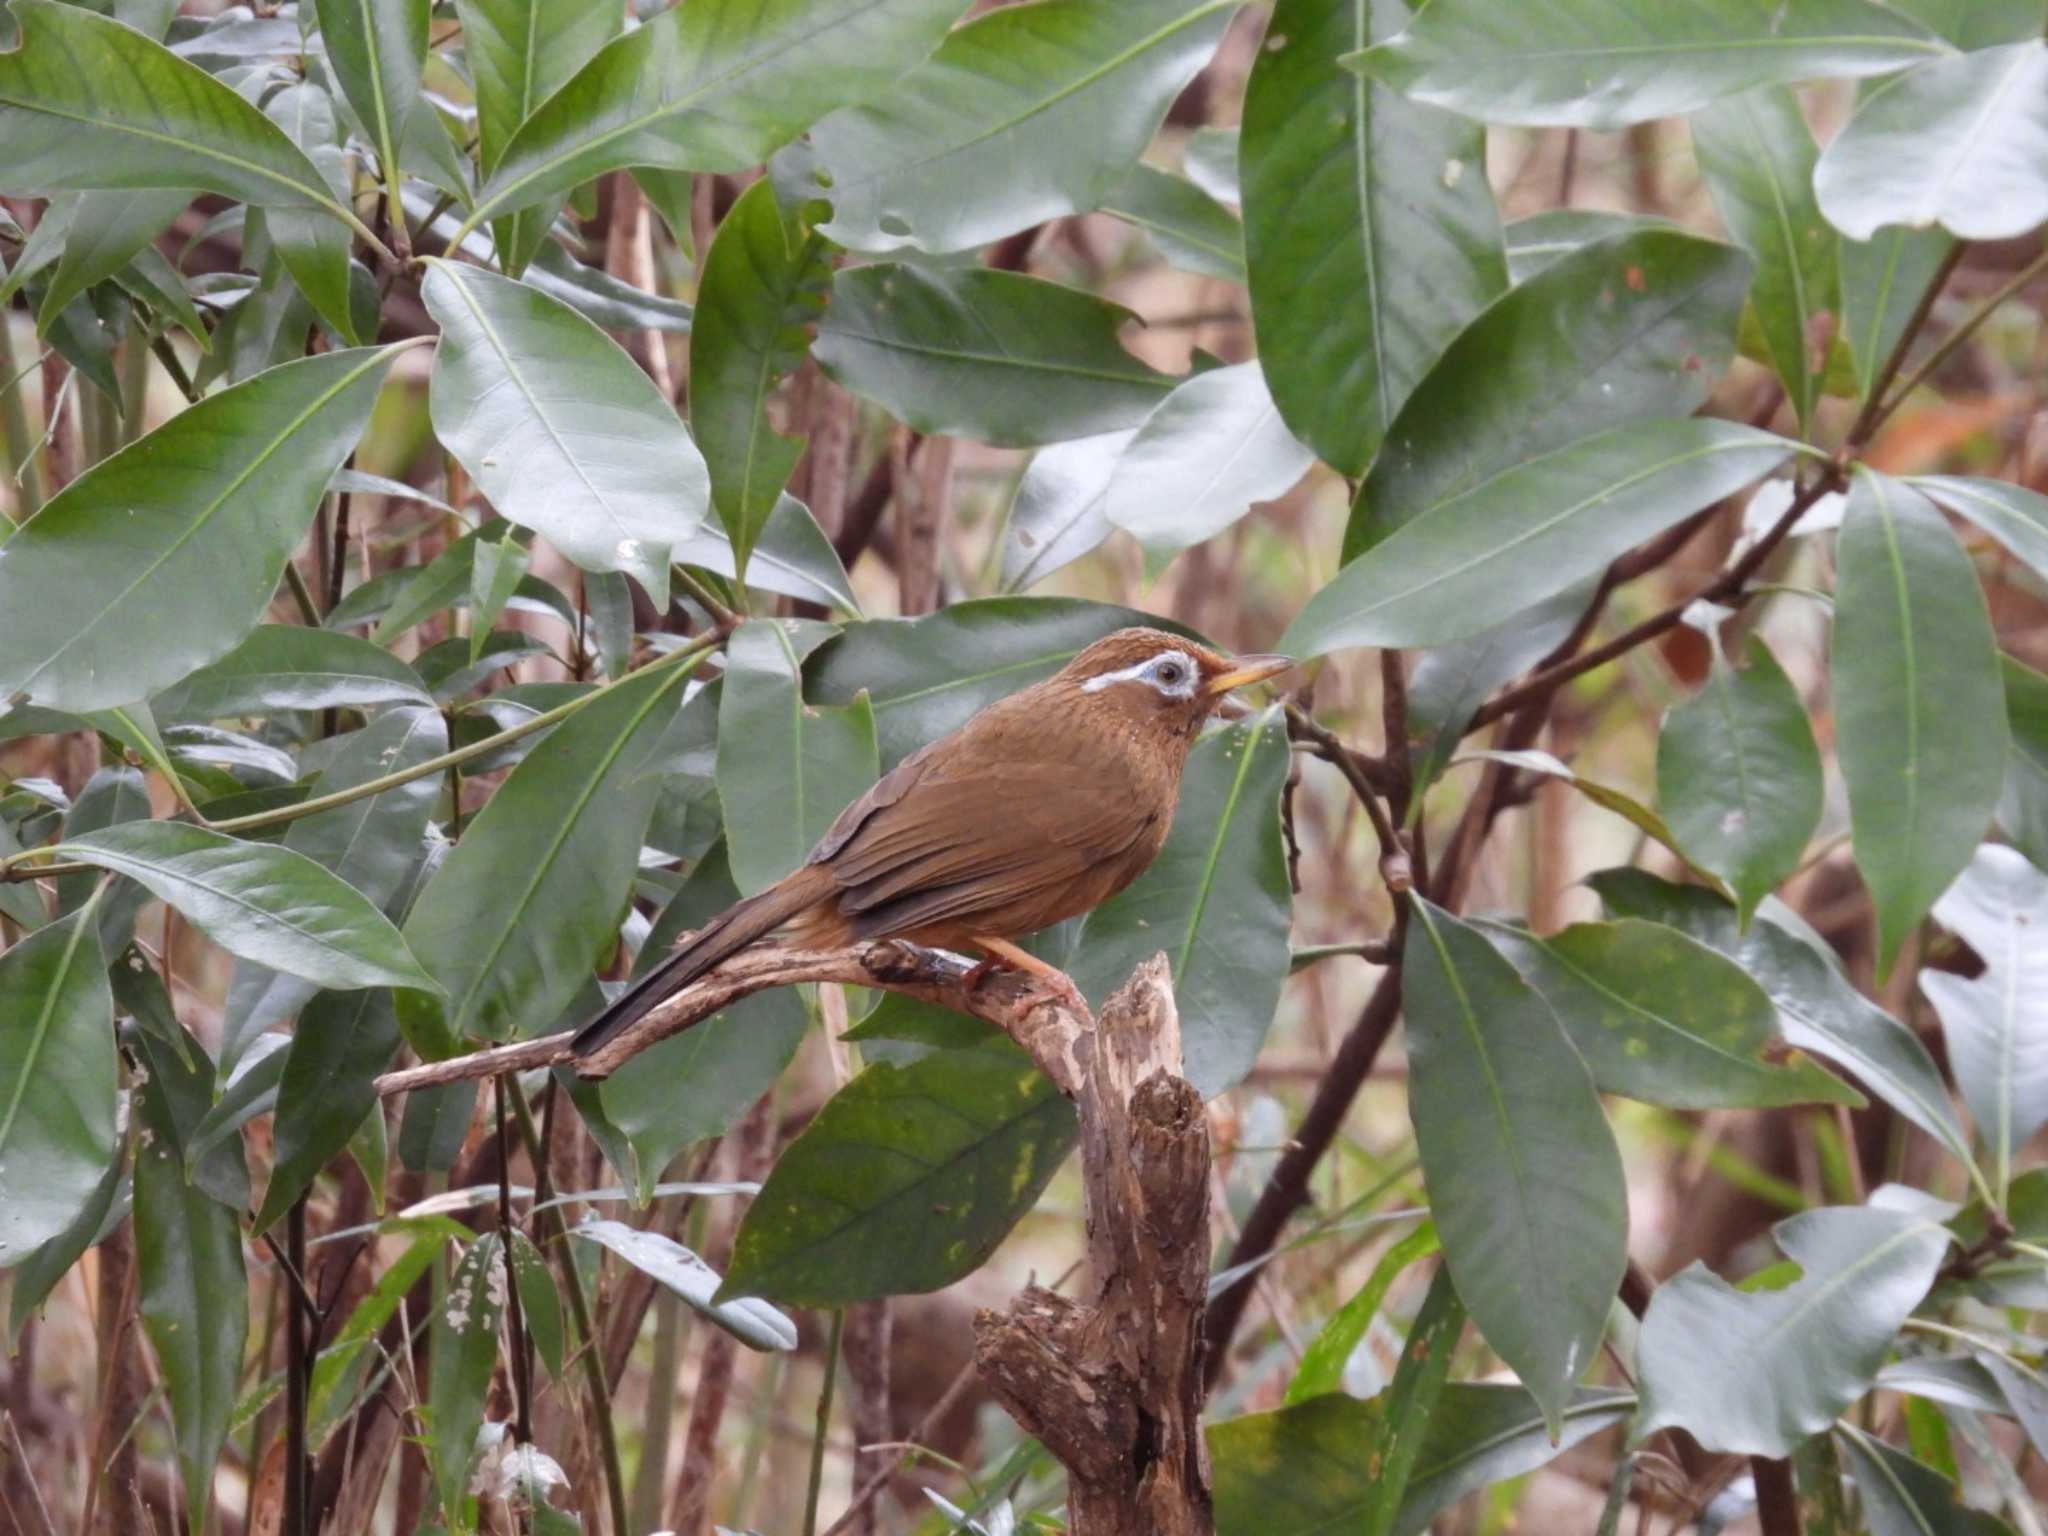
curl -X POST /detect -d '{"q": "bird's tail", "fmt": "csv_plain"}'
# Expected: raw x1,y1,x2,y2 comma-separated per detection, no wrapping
571,868,825,1065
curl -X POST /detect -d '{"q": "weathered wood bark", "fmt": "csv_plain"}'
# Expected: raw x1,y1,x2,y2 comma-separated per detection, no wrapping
974,955,1215,1536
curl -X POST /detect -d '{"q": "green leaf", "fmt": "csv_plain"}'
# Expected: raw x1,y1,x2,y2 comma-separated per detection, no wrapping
1242,0,1505,476
689,179,831,578
7,1140,124,1344
1286,1222,1438,1405
456,0,621,275
1635,1205,1949,1457
598,843,807,1200
0,345,399,712
0,0,358,225
724,1035,1076,1305
0,907,114,1266
314,0,468,205
1100,362,1314,573
574,1217,797,1350
523,231,696,331
134,1057,248,1535
1100,163,1243,283
34,188,186,330
150,624,430,719
1914,475,2048,589
428,1233,506,1523
462,0,970,242
507,1231,563,1380
219,706,445,1068
1590,868,1973,1166
258,79,360,346
1836,1424,2016,1536
1347,0,1947,129
1692,87,1837,431
422,260,710,609
813,263,1177,448
1356,1267,1465,1536
1835,470,2008,973
716,617,878,896
1889,0,2044,47
1657,632,1824,921
1815,42,2048,242
1062,708,1292,1099
999,430,1136,593
1346,229,1754,559
1478,918,1860,1111
675,491,861,614
307,1225,452,1438
1210,1385,1636,1536
1921,844,2048,1176
2000,655,2048,875
798,0,1232,255
806,597,1192,768
1502,209,1674,283
467,526,531,662
253,988,400,1233
1840,225,1955,403
1285,421,1797,657
403,659,691,1043
1401,898,1627,1435
59,821,437,992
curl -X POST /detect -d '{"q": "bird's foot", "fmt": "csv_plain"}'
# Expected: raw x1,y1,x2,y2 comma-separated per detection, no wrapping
968,936,1092,1019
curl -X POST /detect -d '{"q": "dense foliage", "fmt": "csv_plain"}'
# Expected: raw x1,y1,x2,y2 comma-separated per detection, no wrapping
1,0,2046,1532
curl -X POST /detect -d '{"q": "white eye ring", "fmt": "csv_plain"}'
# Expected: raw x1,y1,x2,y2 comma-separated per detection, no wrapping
1082,648,1200,698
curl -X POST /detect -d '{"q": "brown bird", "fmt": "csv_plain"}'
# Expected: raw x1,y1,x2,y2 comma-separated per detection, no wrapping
571,627,1291,1060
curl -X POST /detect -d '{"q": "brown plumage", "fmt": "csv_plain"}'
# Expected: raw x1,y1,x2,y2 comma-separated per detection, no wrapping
570,627,1290,1060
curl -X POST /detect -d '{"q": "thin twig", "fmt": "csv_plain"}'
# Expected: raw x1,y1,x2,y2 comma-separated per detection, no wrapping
1862,244,2048,446
803,1310,848,1536
1842,241,1969,451
494,1080,534,1448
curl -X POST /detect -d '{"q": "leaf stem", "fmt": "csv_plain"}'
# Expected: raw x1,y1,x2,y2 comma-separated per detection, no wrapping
803,1308,847,1536
1864,243,2048,444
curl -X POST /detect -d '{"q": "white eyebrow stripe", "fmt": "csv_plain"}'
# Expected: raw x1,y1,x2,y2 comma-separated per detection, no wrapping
1081,649,1197,696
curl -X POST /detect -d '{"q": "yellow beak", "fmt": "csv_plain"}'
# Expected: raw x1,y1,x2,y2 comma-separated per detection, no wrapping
1203,654,1294,697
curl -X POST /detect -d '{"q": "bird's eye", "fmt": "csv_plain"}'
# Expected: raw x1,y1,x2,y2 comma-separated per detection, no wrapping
1154,659,1186,686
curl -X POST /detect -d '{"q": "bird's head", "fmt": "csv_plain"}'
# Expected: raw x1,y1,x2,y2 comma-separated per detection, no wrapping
1056,627,1293,738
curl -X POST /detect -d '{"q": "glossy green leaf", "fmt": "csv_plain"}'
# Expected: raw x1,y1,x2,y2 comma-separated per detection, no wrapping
1242,0,1505,476
422,260,710,609
806,598,1191,768
1346,229,1753,558
1286,1222,1438,1405
314,0,467,205
461,0,969,242
1921,844,2048,1176
799,0,1231,254
0,345,398,712
1656,632,1824,921
1100,163,1243,283
1100,362,1315,572
428,1233,506,1523
689,179,830,578
1347,0,1946,129
507,1231,563,1380
813,263,1176,448
1062,708,1292,1099
2000,655,2048,876
1357,1268,1465,1536
1835,471,2007,972
1636,1205,1949,1456
1692,87,1836,430
403,657,692,1042
150,624,430,719
523,235,696,332
1836,1424,2015,1536
58,821,436,992
1839,224,1954,404
675,491,861,613
182,1034,286,1179
0,0,356,222
0,907,113,1266
134,1058,248,1535
1815,42,2048,242
1210,1385,1636,1536
598,846,807,1200
1286,421,1796,657
467,527,531,661
574,1218,796,1350
1502,209,1673,284
307,1226,453,1439
1480,918,1859,1111
253,989,400,1233
1914,476,2048,588
1590,868,1973,1166
7,1141,124,1344
716,618,878,896
457,0,621,275
34,188,186,330
1402,898,1627,1435
219,707,445,1069
723,1034,1076,1305
999,430,1137,593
